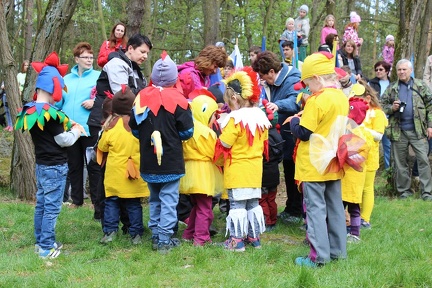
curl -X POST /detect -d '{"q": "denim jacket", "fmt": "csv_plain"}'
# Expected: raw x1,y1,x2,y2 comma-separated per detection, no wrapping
381,78,432,141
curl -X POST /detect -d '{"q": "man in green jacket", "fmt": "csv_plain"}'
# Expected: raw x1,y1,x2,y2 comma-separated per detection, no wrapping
381,59,432,201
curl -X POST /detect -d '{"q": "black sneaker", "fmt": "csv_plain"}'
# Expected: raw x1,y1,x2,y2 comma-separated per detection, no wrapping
151,236,159,251
157,238,181,254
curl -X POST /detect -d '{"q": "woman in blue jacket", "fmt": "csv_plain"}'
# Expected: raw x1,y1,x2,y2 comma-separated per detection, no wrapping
57,42,101,215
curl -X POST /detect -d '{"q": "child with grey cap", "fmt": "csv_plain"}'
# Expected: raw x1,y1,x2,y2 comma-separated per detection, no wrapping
129,51,194,253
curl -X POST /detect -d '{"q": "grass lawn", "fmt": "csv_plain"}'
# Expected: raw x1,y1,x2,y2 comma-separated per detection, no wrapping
1,189,432,287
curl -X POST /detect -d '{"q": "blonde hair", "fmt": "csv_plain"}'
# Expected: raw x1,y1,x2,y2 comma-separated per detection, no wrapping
285,17,295,25
324,14,335,28
223,87,255,109
357,79,382,109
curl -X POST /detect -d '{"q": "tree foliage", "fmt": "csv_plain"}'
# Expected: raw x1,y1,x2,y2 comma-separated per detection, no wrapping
0,0,430,199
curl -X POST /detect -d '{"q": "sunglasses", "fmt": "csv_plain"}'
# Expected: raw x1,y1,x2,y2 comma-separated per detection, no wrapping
375,68,385,72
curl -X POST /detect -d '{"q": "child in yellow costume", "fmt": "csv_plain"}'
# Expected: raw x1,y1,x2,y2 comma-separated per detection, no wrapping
342,95,374,243
180,92,223,246
353,81,388,229
98,85,149,245
214,67,271,252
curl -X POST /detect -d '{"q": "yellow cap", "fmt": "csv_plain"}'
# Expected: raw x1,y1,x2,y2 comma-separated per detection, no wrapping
301,52,336,81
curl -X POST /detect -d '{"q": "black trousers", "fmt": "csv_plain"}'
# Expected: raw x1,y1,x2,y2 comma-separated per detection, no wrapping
282,158,303,217
67,134,101,206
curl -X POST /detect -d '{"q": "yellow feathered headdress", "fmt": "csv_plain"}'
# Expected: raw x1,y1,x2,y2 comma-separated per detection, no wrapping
223,66,260,103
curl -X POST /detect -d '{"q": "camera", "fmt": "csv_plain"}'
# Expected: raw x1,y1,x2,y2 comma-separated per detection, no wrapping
399,101,407,113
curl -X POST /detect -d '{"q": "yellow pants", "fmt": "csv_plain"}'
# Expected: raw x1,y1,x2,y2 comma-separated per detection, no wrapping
360,170,376,223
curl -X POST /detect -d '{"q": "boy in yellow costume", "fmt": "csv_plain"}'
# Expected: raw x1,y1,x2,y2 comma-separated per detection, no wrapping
214,67,271,252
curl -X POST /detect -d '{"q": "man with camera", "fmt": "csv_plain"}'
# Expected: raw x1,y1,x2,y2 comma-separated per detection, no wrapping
381,59,432,201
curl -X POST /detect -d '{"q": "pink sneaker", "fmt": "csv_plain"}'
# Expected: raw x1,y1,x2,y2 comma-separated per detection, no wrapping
223,237,245,252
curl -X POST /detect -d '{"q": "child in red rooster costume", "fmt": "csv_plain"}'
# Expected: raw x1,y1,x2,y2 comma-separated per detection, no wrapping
129,51,194,254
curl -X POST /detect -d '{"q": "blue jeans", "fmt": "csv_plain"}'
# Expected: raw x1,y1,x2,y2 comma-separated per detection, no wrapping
103,197,143,237
147,180,180,243
34,163,68,250
381,134,391,169
2,93,13,127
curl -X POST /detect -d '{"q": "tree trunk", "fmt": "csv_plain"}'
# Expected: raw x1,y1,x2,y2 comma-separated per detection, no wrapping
0,0,78,200
221,0,233,45
142,0,152,80
416,0,432,77
309,0,324,53
97,0,106,40
126,0,145,36
262,0,275,41
392,0,424,80
372,0,379,65
326,0,335,15
25,0,34,60
203,0,220,45
346,0,355,16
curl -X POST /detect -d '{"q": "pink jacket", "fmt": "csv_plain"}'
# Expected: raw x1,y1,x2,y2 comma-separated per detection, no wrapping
343,27,361,47
321,27,338,45
382,45,394,65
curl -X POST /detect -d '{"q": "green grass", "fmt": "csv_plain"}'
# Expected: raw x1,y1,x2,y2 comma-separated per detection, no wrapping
1,189,432,287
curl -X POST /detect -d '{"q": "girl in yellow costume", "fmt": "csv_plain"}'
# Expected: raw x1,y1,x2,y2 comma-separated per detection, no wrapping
214,67,271,252
353,81,388,229
341,95,374,243
98,85,149,245
180,92,223,246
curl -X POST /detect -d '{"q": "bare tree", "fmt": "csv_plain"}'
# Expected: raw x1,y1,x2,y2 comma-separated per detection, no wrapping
127,0,145,36
416,0,432,77
0,0,78,200
392,0,424,80
203,0,221,45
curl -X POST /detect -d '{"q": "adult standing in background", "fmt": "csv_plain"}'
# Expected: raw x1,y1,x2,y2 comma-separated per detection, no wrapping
252,51,303,224
57,42,101,211
381,59,432,201
17,60,29,99
338,40,363,81
88,33,152,135
177,45,227,98
423,54,432,91
88,33,152,224
97,22,128,68
369,60,391,169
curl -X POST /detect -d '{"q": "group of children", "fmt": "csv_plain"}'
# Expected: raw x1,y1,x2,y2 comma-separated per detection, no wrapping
19,7,393,266
280,6,395,74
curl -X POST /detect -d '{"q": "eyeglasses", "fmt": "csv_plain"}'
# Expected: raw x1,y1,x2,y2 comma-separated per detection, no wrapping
375,68,385,72
78,56,94,60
